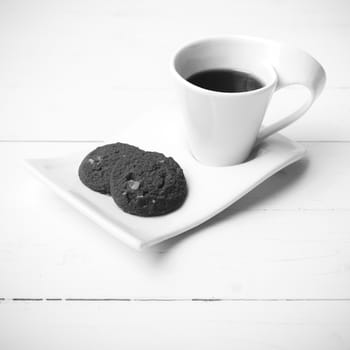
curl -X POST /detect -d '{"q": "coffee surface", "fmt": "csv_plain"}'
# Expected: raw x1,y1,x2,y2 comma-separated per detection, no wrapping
187,69,263,93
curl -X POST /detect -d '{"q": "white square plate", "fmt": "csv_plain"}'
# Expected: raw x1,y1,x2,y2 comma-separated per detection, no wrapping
25,110,306,250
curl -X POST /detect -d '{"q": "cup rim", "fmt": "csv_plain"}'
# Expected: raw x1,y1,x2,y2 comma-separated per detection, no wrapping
171,35,278,96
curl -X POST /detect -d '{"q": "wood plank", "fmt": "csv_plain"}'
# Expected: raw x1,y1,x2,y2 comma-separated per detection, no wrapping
1,300,350,349
0,0,349,139
0,141,349,298
0,87,348,142
0,87,349,141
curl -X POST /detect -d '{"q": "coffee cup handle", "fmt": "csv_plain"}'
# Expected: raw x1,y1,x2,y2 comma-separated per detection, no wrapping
256,46,326,143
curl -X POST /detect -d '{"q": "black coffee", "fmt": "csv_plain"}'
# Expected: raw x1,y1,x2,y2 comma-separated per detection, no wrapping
187,69,264,93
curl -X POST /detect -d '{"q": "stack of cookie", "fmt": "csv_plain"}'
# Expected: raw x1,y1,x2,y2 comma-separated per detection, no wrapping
78,143,187,217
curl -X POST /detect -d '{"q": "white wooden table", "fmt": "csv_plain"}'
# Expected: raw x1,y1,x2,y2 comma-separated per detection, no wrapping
1,0,350,348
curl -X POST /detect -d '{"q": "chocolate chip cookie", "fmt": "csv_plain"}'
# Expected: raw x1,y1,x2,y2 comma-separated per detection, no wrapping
78,142,143,194
110,151,187,216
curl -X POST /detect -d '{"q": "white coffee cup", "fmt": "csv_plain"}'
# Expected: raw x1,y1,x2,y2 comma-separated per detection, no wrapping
172,36,326,166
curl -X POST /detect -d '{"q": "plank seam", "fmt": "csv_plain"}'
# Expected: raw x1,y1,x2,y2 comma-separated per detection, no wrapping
3,298,350,302
0,140,103,143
